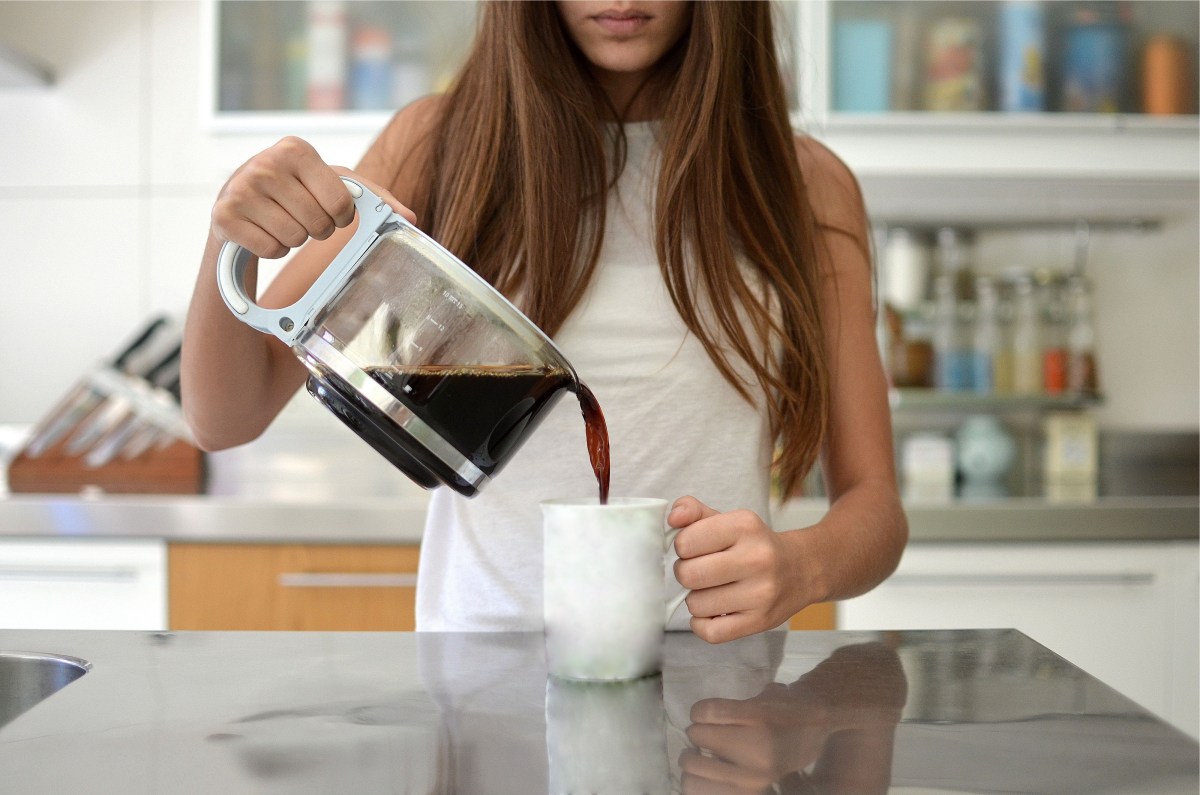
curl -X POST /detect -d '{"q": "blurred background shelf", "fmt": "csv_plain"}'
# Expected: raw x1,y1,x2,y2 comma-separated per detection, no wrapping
890,388,1102,413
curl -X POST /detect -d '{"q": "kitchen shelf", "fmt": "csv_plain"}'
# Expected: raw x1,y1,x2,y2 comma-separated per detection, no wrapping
823,112,1200,134
200,1,1199,223
201,0,476,133
872,217,1160,234
810,0,1199,117
889,388,1102,413
207,110,394,134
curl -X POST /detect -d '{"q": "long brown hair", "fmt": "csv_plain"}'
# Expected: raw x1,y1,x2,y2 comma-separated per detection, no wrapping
418,1,829,496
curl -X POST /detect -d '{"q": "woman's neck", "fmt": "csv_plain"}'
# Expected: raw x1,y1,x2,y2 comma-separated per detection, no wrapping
592,68,660,122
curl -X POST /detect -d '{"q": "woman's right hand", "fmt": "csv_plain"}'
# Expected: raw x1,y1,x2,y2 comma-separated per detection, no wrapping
183,136,417,451
209,136,416,260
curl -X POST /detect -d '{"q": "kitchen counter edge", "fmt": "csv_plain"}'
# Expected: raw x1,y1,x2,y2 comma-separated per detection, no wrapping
0,494,1195,544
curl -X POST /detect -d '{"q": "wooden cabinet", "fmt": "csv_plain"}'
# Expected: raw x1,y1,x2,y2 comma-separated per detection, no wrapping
167,541,834,632
788,601,835,631
168,543,419,631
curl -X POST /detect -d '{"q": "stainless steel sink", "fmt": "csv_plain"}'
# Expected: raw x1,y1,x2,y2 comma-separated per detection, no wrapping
0,651,91,730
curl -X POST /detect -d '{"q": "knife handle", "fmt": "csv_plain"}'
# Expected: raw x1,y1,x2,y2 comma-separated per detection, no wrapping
111,315,170,372
164,374,183,403
142,343,183,388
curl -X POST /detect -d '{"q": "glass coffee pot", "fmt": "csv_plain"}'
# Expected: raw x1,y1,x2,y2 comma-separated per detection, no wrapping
217,177,579,497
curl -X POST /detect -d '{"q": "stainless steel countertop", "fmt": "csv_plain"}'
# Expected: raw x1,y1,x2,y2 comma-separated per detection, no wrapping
0,493,1195,545
0,493,432,544
3,415,1196,544
0,628,1195,793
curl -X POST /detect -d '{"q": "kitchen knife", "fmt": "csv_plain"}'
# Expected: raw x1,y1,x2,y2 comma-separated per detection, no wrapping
64,343,181,458
118,377,184,461
23,316,171,457
86,371,183,468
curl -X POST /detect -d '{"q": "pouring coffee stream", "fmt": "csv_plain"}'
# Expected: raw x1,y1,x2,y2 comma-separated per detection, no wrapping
574,381,610,505
216,177,611,503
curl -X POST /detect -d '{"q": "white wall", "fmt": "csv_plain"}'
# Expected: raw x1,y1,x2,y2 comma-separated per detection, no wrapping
0,0,1197,433
0,1,375,428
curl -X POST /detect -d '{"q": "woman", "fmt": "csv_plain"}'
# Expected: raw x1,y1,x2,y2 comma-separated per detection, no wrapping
182,1,907,642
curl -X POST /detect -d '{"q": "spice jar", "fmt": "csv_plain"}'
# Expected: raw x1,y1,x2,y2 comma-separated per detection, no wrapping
891,306,935,389
1142,34,1195,115
1009,271,1042,395
1039,272,1068,395
1065,276,1100,396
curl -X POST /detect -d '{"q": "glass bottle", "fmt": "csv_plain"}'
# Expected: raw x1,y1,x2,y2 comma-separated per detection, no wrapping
971,275,1000,393
883,227,931,313
933,275,971,391
993,279,1015,394
1010,271,1042,394
935,227,976,302
893,305,935,388
1039,272,1068,395
1065,275,1100,395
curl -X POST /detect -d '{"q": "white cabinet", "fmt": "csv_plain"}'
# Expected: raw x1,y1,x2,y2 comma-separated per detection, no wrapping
840,541,1198,737
0,539,167,631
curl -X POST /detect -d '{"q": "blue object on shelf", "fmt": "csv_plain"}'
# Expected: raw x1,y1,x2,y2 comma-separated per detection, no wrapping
1061,22,1125,113
999,1,1046,112
833,19,893,112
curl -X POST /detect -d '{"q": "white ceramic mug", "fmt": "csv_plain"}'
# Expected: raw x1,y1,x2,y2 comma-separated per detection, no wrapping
542,497,688,681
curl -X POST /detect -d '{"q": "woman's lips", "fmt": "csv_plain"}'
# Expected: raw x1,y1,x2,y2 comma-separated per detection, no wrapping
592,11,652,36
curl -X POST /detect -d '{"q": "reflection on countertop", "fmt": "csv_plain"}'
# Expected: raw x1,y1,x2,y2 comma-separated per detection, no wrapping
0,629,1195,793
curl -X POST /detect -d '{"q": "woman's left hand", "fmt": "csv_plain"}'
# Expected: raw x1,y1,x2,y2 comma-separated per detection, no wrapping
669,495,815,643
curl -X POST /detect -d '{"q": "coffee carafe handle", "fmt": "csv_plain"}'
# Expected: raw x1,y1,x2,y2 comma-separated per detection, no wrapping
216,176,402,344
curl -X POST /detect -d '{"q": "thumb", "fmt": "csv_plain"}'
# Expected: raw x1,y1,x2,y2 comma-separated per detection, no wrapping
668,495,719,528
330,166,417,225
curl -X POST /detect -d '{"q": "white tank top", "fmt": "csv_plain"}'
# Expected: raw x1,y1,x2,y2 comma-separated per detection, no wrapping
417,122,774,631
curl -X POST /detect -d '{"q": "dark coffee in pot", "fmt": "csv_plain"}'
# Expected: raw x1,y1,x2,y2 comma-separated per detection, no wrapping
309,363,611,502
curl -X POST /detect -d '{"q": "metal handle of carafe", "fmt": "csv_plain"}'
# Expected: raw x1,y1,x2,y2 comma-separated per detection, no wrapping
215,176,399,344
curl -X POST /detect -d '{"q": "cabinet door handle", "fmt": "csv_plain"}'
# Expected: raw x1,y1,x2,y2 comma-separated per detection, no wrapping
888,573,1155,587
0,565,140,583
277,572,418,588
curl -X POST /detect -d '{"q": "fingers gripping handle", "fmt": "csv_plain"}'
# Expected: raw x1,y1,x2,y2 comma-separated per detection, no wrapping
215,176,382,341
665,526,690,624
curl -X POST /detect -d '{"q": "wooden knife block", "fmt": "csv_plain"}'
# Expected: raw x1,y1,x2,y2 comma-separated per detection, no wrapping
7,437,206,495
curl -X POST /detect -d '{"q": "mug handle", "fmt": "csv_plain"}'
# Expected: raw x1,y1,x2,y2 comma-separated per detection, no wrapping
664,526,690,624
215,176,403,343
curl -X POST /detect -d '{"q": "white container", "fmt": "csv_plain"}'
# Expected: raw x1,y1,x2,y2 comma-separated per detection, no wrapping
901,433,956,503
883,227,931,312
1042,412,1098,501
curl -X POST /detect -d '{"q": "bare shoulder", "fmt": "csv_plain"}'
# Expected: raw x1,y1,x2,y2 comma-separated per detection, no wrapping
792,135,867,233
363,95,445,165
390,94,447,137
357,95,447,212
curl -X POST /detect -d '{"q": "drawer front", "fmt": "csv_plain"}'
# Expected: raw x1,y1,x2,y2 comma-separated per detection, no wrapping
0,539,167,630
168,544,419,631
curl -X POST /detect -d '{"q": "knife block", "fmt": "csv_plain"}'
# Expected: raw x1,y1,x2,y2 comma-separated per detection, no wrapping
7,437,206,495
